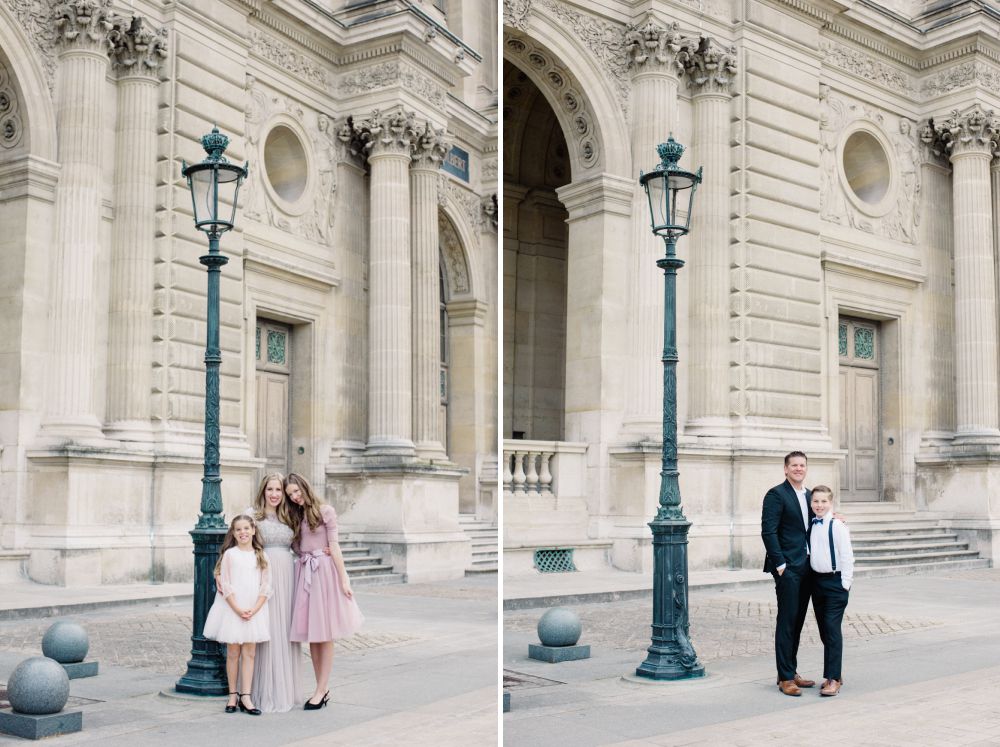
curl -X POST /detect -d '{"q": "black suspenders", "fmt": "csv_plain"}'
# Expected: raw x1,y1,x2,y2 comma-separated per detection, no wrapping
828,520,837,572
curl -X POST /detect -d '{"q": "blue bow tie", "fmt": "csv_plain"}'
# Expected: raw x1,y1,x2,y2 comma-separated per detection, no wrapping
811,517,824,525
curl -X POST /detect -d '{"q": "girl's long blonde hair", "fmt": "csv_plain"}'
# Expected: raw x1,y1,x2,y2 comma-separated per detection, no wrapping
250,472,294,529
285,473,325,547
214,514,268,575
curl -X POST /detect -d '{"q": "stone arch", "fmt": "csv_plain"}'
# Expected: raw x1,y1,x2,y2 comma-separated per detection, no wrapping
0,6,57,161
438,201,478,300
503,6,630,180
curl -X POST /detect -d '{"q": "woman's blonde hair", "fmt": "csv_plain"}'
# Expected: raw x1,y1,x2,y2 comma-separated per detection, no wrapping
214,514,268,575
250,472,294,529
285,473,324,547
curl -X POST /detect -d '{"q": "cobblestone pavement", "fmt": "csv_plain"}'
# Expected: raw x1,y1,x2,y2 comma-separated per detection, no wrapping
504,595,939,662
0,606,417,675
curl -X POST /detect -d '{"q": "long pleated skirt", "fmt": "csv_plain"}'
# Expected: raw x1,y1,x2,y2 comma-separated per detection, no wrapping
250,546,302,712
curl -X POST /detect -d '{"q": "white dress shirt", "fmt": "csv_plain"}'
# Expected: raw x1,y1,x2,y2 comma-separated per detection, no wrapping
794,487,808,530
809,515,854,590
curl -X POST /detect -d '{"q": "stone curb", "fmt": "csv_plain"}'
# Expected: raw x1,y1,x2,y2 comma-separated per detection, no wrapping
0,594,193,622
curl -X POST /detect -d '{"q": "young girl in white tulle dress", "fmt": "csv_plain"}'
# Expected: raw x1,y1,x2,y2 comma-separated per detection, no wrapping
203,514,272,715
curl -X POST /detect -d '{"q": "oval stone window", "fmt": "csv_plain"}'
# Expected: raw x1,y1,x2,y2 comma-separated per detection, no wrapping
263,125,307,203
842,131,890,205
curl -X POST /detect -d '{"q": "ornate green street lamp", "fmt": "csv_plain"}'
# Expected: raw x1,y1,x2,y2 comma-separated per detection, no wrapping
635,136,705,681
175,127,247,695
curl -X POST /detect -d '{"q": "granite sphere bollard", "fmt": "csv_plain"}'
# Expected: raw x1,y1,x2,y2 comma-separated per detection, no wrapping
529,607,590,663
7,657,70,715
537,607,582,647
42,621,89,664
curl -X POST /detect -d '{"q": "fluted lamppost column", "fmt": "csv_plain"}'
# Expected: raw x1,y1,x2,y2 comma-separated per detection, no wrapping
107,17,168,440
175,129,247,695
685,39,737,430
622,16,695,435
42,0,115,442
933,108,1000,442
635,138,705,681
359,109,418,456
411,123,450,459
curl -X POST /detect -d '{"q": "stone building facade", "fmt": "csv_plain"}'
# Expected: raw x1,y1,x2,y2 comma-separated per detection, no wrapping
503,0,999,573
0,0,498,585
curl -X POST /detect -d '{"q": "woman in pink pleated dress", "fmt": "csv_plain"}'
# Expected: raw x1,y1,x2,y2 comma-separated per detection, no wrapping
285,472,364,710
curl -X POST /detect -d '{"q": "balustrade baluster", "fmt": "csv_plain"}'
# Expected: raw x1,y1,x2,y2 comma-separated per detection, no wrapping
538,451,554,497
512,451,527,497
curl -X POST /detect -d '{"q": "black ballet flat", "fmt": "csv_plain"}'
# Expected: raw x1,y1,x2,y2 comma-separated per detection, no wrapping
225,692,238,714
303,691,329,711
238,693,261,716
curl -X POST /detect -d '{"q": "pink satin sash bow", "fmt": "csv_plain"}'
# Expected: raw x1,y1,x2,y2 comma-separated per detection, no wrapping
299,550,327,593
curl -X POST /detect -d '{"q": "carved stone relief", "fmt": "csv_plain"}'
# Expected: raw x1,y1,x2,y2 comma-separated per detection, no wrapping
247,28,329,89
925,106,999,158
624,16,694,76
338,61,447,110
53,0,115,55
0,58,23,149
439,174,485,242
503,33,600,170
502,0,532,31
110,16,167,78
4,0,58,91
819,86,920,243
439,213,471,295
244,75,336,245
820,41,914,96
921,61,1000,99
684,37,738,94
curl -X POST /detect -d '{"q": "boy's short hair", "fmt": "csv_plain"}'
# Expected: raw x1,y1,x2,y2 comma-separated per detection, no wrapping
784,450,808,465
811,484,834,498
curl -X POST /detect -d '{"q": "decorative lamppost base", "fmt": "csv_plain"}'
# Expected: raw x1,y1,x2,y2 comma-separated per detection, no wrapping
175,526,227,695
635,518,705,681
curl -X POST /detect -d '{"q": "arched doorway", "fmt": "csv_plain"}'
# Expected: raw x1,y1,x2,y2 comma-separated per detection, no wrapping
503,59,569,441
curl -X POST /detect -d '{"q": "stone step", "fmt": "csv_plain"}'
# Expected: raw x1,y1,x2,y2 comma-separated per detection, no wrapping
852,532,959,544
472,551,498,561
854,558,991,578
855,549,982,566
854,542,969,556
851,525,952,537
351,572,404,586
344,562,395,574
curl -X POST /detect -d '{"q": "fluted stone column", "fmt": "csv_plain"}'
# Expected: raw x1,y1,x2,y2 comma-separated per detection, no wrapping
106,18,167,442
41,0,115,442
411,124,450,459
359,109,418,456
933,108,1000,441
622,16,696,436
684,39,737,434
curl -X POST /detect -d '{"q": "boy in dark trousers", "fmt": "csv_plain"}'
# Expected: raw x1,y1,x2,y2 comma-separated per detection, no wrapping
808,485,854,696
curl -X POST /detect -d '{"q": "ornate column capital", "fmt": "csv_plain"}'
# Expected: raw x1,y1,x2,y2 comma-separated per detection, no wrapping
930,107,999,160
111,17,168,80
52,0,115,56
351,108,419,160
624,15,696,76
684,37,737,95
411,122,450,170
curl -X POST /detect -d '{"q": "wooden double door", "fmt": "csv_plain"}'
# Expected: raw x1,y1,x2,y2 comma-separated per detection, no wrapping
838,318,881,501
255,320,291,475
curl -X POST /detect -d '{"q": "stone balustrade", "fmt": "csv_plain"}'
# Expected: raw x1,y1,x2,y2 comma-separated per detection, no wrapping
502,440,587,500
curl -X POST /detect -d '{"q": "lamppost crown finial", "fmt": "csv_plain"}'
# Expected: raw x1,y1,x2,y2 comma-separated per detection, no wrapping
201,126,229,163
656,135,684,171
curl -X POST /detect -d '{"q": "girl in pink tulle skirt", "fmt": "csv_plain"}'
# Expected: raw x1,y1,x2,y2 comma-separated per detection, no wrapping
285,473,364,710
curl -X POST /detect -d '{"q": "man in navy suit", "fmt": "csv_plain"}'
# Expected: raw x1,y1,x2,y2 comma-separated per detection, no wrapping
761,451,816,696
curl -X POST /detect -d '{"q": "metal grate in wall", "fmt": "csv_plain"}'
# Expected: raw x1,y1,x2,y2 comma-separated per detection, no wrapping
533,548,577,573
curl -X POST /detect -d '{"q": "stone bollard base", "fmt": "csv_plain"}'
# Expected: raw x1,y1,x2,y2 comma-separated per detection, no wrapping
0,709,82,740
528,643,590,663
61,661,98,679
503,690,510,712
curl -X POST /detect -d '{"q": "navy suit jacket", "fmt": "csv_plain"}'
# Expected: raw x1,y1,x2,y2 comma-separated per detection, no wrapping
761,480,815,574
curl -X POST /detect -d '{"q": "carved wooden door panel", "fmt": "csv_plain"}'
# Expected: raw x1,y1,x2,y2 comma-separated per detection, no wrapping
838,318,881,501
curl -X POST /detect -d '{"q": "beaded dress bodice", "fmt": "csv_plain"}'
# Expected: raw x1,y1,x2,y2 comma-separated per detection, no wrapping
257,515,294,549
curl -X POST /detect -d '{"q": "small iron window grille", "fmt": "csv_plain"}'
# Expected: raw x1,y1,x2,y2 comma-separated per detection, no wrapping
534,548,576,573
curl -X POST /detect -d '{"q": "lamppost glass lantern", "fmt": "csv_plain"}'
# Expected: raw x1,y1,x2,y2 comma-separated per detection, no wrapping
182,126,248,235
634,136,706,682
639,135,702,241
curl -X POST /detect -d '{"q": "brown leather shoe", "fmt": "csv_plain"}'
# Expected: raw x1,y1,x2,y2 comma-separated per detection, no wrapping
777,679,802,696
820,679,842,696
776,674,815,688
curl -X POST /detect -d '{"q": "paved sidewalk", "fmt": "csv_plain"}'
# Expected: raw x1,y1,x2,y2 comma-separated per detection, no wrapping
503,568,1000,746
0,575,497,745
